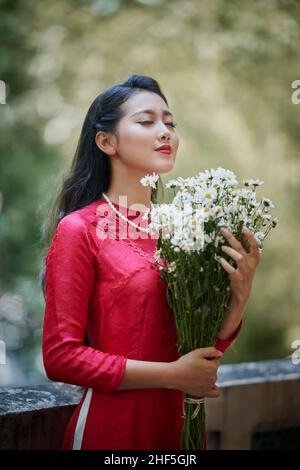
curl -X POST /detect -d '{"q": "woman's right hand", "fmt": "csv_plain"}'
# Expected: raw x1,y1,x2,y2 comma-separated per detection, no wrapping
167,347,223,398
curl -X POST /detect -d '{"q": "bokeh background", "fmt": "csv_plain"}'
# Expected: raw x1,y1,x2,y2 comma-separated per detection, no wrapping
1,0,300,386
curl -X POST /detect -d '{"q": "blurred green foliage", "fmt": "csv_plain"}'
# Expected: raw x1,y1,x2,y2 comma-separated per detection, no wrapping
1,0,300,384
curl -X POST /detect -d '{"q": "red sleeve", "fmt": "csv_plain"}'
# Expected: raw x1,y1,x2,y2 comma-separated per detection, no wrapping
214,318,243,353
42,214,127,394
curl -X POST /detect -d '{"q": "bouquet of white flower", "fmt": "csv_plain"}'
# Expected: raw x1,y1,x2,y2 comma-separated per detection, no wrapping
140,167,278,450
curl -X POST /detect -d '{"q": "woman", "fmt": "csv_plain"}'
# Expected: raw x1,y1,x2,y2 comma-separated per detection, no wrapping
40,74,252,450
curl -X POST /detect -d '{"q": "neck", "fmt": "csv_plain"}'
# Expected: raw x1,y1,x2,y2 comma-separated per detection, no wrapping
106,166,153,212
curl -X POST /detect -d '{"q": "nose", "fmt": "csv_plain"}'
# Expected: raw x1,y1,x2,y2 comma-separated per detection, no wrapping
158,123,171,141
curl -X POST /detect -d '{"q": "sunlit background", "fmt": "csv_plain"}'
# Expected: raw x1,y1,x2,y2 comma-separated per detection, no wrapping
1,0,300,386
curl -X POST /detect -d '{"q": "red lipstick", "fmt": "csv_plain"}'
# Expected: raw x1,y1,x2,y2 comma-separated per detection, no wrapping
155,145,172,155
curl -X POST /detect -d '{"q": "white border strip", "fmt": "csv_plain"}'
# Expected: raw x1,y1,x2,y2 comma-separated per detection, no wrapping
72,387,93,450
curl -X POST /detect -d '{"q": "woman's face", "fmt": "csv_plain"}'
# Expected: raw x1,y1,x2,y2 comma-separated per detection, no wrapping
112,91,179,175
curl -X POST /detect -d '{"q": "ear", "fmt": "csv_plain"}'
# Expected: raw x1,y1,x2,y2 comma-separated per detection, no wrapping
95,131,117,156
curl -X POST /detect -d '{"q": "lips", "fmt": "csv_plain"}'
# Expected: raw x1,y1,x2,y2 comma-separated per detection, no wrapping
155,145,172,154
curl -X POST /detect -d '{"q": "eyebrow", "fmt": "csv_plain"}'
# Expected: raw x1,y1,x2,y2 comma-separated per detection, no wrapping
130,109,173,118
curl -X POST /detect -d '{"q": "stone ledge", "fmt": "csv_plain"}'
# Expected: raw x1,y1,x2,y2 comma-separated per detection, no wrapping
0,382,83,415
0,383,83,450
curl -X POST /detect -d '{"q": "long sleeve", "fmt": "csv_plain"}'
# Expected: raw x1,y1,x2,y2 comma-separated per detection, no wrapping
42,214,127,394
214,318,243,353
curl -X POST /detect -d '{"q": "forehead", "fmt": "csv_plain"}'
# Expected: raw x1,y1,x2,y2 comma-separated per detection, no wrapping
122,91,171,117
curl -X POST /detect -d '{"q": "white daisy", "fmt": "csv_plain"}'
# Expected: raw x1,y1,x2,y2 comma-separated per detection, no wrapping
140,172,159,189
243,179,264,187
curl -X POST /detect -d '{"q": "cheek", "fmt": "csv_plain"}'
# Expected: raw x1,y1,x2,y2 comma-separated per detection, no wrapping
117,126,154,166
120,124,152,146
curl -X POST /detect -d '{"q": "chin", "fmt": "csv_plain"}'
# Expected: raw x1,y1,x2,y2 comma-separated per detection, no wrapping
157,160,175,174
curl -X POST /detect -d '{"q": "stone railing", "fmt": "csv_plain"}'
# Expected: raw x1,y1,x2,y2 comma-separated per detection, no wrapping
206,359,300,449
0,382,82,449
0,359,300,450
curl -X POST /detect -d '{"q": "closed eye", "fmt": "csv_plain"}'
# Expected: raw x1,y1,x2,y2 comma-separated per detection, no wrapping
139,121,177,128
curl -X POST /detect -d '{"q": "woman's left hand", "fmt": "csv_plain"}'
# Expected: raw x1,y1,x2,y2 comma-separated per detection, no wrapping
218,225,261,305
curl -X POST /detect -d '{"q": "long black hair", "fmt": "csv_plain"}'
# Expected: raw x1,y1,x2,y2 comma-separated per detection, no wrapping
39,74,167,298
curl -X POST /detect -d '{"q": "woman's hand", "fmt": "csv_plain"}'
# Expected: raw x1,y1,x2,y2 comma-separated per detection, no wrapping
219,225,261,305
168,347,223,398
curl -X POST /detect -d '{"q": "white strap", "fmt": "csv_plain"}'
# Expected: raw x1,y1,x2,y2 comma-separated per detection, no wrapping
72,388,93,450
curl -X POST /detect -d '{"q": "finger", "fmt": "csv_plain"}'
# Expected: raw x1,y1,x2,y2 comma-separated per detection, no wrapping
217,256,238,275
221,245,244,264
240,231,251,254
209,357,222,366
220,227,247,256
206,386,221,398
212,357,222,367
199,347,223,358
220,227,247,254
242,226,260,255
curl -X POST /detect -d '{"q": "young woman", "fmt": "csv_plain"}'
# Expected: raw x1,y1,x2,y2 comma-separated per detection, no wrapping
40,74,248,450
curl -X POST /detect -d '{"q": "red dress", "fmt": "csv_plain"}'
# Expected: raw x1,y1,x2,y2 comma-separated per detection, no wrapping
42,196,242,450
